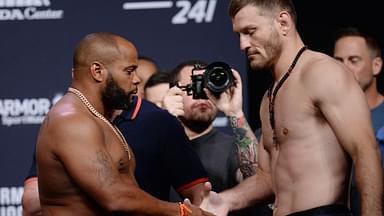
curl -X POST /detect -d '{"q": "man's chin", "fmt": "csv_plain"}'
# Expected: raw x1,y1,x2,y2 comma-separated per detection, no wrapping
253,62,271,71
110,97,134,111
180,117,212,134
191,111,215,120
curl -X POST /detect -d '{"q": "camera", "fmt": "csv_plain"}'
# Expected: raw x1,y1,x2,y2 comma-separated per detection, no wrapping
175,61,234,99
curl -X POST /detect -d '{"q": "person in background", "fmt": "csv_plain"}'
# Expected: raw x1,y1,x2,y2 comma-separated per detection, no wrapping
136,56,159,98
144,72,172,108
199,0,383,215
164,60,271,215
333,26,384,216
113,95,210,204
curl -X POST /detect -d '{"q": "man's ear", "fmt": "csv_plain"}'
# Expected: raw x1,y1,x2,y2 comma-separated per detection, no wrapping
90,62,104,82
373,57,383,76
276,10,292,36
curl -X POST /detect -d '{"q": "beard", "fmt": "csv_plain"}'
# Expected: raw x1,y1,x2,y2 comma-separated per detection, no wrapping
102,74,134,111
249,29,282,71
179,106,217,133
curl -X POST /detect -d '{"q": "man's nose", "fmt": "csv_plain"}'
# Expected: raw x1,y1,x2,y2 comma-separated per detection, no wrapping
133,71,140,85
239,34,250,51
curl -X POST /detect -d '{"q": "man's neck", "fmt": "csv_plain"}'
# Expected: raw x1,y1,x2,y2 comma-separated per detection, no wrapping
365,83,384,109
273,36,305,80
184,124,213,140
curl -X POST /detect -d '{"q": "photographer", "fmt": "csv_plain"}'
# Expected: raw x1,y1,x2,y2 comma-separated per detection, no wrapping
163,60,272,216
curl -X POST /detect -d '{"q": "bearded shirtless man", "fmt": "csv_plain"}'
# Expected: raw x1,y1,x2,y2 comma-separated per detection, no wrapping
36,32,214,216
200,1,383,215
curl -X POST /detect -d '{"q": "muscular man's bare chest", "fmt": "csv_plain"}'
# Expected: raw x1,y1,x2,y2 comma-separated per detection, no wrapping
260,80,319,151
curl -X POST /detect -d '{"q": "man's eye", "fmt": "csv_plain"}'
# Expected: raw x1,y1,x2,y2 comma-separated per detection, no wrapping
247,28,256,35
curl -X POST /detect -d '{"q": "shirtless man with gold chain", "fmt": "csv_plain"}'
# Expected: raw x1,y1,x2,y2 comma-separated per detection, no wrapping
36,32,214,216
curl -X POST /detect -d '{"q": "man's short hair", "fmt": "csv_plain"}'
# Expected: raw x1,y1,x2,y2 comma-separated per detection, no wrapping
334,27,382,58
144,72,171,90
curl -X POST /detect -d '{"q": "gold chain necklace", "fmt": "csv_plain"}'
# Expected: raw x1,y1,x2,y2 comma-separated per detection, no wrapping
68,87,131,160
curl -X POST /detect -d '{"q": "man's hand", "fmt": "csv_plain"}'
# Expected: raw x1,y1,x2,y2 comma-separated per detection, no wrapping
163,86,184,117
181,181,213,205
184,198,216,216
199,190,229,216
205,69,243,117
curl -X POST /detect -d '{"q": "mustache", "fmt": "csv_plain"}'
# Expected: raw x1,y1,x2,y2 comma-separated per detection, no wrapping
246,48,260,56
191,101,214,109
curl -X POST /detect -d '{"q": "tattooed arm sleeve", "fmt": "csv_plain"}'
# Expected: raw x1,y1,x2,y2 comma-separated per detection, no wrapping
229,115,258,179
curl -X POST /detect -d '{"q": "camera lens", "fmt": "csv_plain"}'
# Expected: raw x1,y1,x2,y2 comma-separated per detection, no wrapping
208,69,229,87
205,62,233,93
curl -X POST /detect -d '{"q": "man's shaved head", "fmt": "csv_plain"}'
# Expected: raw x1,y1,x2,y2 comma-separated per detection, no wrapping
73,32,135,71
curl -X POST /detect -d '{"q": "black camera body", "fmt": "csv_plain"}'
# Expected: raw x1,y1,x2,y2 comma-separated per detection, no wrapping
177,61,234,99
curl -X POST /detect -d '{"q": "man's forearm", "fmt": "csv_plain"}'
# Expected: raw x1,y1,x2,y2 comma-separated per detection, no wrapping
221,170,274,212
229,115,258,178
355,148,383,216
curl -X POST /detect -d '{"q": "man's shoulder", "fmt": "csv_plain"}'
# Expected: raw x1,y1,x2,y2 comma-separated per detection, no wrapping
37,97,104,159
141,99,166,113
116,99,180,130
44,97,103,140
48,98,94,126
373,100,384,113
302,51,343,76
300,50,353,92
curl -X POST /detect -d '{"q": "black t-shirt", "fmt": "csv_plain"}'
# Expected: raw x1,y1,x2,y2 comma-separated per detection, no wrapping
190,129,239,192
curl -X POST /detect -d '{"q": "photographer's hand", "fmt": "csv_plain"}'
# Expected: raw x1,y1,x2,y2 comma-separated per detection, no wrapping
205,69,244,118
163,86,185,117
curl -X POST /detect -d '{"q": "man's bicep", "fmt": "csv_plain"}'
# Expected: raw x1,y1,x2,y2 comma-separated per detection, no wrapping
311,63,375,155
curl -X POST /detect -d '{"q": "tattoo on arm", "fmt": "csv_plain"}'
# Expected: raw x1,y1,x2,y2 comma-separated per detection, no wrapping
229,115,258,178
92,151,118,187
